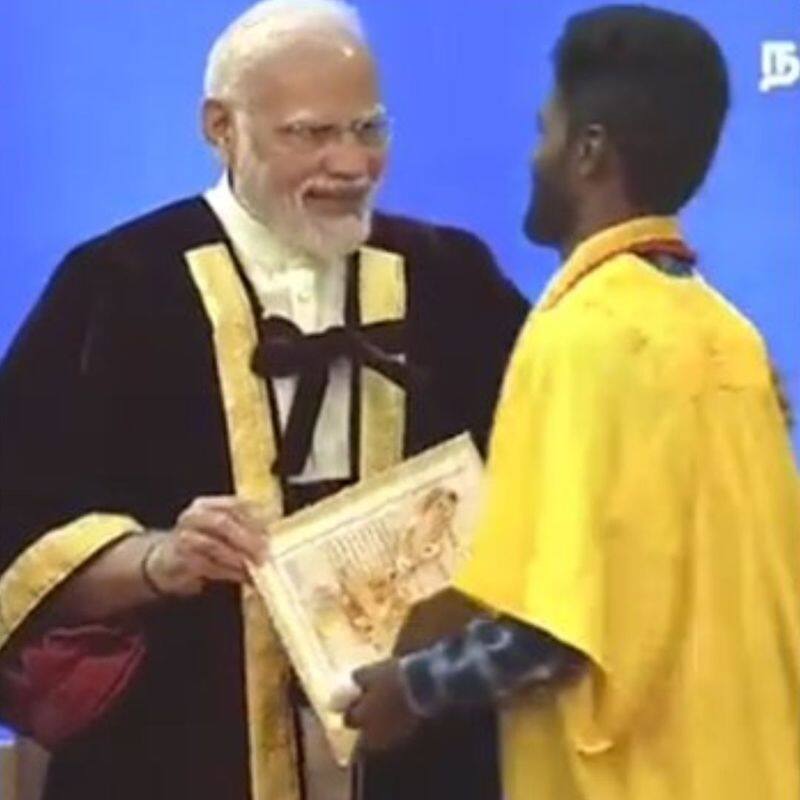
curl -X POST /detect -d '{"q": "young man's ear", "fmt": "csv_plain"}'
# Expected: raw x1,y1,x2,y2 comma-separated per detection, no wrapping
576,123,609,178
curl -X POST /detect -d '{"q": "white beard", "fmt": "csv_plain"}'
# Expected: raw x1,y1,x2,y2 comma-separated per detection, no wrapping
232,136,375,262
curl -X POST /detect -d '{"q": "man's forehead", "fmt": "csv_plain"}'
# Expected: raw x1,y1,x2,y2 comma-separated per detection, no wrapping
245,36,380,113
271,33,367,64
253,35,375,87
541,94,562,122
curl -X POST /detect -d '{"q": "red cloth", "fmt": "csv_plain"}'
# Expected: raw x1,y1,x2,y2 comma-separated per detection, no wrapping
1,625,145,749
628,238,697,264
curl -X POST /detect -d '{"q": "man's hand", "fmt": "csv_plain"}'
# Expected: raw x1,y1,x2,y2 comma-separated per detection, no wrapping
147,496,268,597
344,659,421,753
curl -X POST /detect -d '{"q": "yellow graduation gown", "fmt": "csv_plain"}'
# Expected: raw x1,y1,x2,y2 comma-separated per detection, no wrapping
455,217,800,800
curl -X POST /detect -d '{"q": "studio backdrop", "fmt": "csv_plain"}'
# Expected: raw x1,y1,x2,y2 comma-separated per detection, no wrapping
0,0,797,434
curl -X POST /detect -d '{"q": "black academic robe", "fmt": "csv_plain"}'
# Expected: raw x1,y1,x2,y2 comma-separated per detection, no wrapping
0,198,528,800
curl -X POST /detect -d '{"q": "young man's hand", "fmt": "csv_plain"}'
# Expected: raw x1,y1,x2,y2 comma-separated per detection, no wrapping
344,658,421,752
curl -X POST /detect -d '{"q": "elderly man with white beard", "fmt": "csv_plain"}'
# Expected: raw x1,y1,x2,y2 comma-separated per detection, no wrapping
0,1,526,799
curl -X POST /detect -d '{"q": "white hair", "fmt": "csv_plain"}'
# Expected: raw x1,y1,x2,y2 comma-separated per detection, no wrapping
204,0,366,101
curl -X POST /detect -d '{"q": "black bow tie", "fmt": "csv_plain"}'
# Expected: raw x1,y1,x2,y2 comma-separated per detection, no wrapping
251,315,415,478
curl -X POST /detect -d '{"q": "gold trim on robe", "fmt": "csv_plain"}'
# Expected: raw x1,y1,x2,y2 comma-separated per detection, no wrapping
186,243,298,800
358,246,407,479
185,240,408,800
0,514,139,650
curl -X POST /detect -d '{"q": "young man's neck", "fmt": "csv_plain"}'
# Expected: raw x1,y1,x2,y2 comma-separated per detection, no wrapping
559,204,647,260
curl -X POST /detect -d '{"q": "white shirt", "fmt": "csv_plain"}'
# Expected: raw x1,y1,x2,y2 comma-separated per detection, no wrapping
204,176,352,483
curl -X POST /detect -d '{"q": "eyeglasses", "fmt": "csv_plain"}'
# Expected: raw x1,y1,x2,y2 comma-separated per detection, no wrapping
273,111,392,152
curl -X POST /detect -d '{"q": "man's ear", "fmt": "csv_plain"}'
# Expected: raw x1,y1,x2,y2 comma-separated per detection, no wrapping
575,123,611,179
202,98,235,162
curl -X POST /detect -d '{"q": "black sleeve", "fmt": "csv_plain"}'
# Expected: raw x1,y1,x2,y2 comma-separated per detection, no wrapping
0,245,115,572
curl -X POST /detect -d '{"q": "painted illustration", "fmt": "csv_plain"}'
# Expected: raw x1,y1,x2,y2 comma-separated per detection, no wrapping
283,486,463,670
251,434,484,764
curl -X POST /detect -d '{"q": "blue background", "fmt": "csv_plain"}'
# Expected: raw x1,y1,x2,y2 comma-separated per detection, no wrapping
0,1,797,398
0,0,797,749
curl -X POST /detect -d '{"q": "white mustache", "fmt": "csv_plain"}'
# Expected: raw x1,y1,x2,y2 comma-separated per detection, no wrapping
299,177,374,199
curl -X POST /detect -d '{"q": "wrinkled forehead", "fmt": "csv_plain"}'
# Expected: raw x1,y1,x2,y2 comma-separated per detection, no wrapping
243,35,382,121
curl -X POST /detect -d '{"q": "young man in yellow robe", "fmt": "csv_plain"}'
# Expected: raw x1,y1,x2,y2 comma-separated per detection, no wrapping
344,6,800,799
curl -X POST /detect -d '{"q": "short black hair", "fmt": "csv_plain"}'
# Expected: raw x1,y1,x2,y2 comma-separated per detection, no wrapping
554,5,730,214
